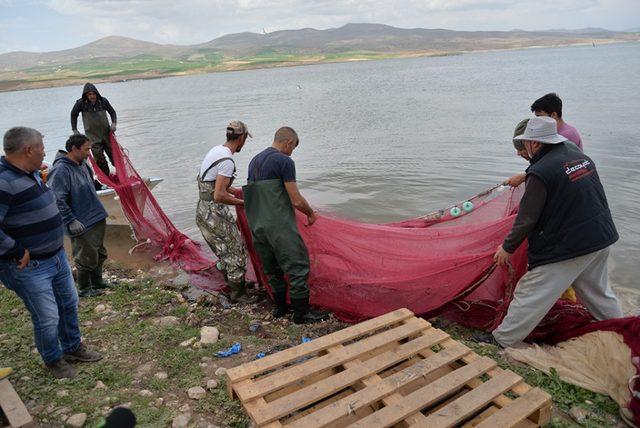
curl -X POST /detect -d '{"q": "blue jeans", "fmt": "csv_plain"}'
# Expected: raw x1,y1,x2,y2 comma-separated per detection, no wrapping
0,248,81,364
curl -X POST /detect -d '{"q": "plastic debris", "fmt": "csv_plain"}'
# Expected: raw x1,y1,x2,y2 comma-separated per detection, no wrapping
216,342,241,357
302,336,312,343
255,353,266,359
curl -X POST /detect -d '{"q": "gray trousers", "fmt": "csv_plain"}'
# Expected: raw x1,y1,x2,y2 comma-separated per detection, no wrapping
70,219,107,273
493,247,623,347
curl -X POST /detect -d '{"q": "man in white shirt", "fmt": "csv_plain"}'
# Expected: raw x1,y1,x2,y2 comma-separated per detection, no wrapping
196,121,254,303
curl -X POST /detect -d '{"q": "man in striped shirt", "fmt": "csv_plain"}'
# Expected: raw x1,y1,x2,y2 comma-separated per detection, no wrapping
0,127,101,379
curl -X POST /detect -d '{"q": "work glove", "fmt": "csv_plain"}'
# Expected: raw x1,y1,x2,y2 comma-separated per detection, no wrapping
68,220,86,236
110,122,117,132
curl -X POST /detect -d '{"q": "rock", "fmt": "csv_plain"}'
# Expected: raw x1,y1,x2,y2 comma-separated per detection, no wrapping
186,313,199,327
52,406,72,416
95,381,107,389
139,389,153,397
201,356,212,363
82,321,93,327
154,371,168,380
188,386,206,400
94,304,107,313
180,337,197,347
154,397,164,407
134,362,154,379
569,406,589,424
214,367,227,377
199,326,219,344
199,362,208,369
175,292,187,303
172,413,192,428
206,379,219,390
56,389,68,397
152,316,180,327
179,404,191,412
66,413,87,427
172,272,190,287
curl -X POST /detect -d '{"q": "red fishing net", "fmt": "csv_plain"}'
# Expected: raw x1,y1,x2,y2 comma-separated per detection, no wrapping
101,134,639,423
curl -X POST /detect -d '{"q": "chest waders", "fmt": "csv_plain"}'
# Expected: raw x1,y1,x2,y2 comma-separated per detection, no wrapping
82,110,112,175
196,157,253,303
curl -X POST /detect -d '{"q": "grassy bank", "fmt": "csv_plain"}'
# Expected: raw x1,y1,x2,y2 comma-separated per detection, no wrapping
0,263,625,427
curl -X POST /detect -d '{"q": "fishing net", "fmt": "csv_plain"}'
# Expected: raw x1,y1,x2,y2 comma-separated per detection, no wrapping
100,134,639,423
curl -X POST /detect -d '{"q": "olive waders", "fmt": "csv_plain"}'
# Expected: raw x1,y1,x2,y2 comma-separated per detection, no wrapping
243,178,326,323
81,109,113,176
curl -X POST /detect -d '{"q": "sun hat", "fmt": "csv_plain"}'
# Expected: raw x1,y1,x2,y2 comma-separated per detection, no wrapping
513,116,566,145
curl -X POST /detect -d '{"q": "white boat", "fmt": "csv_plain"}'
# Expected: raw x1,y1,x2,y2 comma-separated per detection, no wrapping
98,177,164,226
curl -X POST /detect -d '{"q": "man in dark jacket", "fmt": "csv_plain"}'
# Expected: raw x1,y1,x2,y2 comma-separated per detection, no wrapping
492,116,623,347
70,83,117,175
48,134,110,297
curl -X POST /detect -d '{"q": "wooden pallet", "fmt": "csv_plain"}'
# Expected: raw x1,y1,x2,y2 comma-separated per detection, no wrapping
0,379,34,428
226,308,552,428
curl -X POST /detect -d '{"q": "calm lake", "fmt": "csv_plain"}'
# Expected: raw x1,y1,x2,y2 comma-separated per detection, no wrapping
1,42,639,305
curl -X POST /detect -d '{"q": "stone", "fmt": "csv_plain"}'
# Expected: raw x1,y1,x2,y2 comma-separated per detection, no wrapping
66,413,87,427
201,356,212,363
199,362,208,369
154,371,168,380
172,413,192,428
154,397,164,407
83,321,93,327
139,389,153,397
172,272,190,287
152,316,180,327
187,386,206,400
186,313,199,327
206,379,219,390
214,367,227,377
56,389,68,397
94,381,107,389
178,404,191,412
199,326,219,344
180,337,196,347
134,362,154,379
175,292,187,303
94,304,106,313
569,406,589,424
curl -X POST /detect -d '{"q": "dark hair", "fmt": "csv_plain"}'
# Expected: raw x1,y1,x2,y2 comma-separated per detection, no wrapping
65,134,90,152
3,126,42,154
530,93,563,118
226,130,243,142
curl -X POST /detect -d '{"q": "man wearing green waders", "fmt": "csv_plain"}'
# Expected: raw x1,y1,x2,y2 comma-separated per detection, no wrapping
244,127,326,324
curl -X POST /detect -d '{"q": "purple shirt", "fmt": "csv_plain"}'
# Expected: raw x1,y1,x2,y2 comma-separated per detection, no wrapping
558,122,583,151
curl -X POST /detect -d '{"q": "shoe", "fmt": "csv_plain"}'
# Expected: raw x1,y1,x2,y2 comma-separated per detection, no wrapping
290,297,329,324
473,332,502,347
78,288,103,298
91,267,113,290
64,344,102,363
228,279,260,304
272,291,291,318
46,359,77,379
0,367,12,380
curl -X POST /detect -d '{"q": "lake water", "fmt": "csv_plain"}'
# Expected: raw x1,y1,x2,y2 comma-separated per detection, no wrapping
1,42,639,304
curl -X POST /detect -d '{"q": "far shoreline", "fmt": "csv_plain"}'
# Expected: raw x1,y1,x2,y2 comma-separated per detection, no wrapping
0,39,636,94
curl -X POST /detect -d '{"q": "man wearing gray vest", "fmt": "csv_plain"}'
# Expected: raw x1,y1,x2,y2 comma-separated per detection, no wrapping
492,116,623,347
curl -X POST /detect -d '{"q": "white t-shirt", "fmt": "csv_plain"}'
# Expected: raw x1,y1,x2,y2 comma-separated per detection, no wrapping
199,145,235,182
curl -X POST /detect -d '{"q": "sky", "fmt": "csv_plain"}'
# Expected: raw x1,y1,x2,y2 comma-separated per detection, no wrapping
0,0,639,53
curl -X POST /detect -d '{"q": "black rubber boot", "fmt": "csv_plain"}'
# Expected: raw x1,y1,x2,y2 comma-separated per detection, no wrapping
228,279,259,304
290,297,329,324
90,266,112,290
77,270,102,298
272,291,291,318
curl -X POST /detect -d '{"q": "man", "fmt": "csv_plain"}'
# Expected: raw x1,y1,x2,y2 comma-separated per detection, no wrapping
505,93,583,187
70,82,117,176
48,134,110,298
243,127,326,324
492,116,623,347
196,121,254,303
531,92,583,150
0,127,101,378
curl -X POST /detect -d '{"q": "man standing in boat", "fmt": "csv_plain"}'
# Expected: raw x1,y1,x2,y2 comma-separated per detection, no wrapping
70,82,117,176
197,121,255,303
48,134,110,298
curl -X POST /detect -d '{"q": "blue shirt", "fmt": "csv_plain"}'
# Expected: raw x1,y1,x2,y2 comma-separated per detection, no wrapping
247,147,296,182
0,157,64,259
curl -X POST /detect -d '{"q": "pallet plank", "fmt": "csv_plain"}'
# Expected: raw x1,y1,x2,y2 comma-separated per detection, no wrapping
226,308,414,386
288,342,472,428
234,317,429,402
253,328,449,425
347,356,498,428
0,379,34,428
474,388,551,428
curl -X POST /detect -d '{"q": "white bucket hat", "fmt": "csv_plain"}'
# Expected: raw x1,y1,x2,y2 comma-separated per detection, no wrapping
513,116,567,145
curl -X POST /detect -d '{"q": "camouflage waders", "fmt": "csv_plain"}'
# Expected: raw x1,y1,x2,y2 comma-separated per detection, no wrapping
195,177,247,283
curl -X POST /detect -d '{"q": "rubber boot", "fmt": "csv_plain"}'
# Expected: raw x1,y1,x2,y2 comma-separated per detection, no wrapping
228,279,259,304
290,297,329,324
272,291,291,318
91,266,112,290
77,270,102,298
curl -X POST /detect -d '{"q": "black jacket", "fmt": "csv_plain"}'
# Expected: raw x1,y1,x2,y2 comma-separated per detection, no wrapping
70,83,117,132
524,142,618,268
